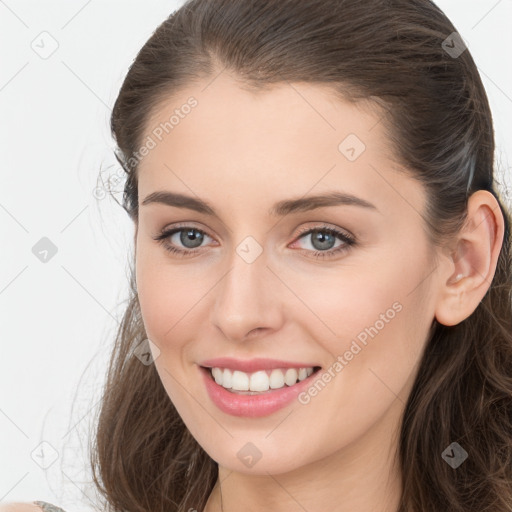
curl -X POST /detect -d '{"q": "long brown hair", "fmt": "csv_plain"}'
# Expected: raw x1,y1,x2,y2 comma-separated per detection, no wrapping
90,1,512,510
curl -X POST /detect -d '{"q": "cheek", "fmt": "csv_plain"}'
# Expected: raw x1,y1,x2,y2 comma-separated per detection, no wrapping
135,249,206,347
281,260,433,460
135,255,203,411
285,259,427,351
287,242,434,394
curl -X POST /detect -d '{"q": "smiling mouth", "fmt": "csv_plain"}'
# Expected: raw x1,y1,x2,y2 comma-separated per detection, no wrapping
202,365,322,394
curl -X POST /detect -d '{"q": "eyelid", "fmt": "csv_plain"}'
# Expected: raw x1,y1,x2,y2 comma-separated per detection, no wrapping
158,221,216,240
154,221,356,259
292,222,355,242
158,221,354,242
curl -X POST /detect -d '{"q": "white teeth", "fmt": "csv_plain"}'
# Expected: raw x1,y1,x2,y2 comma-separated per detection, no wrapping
231,370,249,391
209,366,317,392
298,368,308,381
249,371,269,392
212,367,223,385
222,368,233,388
269,369,285,389
284,368,298,386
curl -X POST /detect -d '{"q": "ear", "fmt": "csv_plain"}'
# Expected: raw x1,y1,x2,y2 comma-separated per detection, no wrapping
434,190,505,326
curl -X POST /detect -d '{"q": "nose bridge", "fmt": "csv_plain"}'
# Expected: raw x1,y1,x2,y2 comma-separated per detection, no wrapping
211,238,282,340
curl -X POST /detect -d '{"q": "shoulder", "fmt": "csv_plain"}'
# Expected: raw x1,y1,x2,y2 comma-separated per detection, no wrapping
0,504,45,512
0,502,67,512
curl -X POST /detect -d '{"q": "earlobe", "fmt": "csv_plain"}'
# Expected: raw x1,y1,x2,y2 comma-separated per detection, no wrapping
434,190,505,327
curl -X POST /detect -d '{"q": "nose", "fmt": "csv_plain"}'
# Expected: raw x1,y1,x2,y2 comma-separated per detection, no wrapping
210,246,284,343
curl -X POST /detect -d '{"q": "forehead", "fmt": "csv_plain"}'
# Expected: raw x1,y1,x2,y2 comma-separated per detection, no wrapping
136,73,421,216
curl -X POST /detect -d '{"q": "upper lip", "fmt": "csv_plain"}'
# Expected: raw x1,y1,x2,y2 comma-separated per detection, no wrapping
199,357,321,373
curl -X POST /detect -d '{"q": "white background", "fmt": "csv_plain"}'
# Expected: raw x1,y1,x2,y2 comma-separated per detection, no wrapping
1,1,511,510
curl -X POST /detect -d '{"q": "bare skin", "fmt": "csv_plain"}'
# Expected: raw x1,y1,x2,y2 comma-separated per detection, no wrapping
132,72,504,512
0,504,45,511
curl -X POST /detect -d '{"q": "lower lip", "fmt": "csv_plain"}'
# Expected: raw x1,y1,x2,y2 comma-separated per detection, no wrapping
199,365,320,417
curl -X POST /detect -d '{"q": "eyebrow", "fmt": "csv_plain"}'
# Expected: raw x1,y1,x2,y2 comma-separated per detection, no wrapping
141,190,378,216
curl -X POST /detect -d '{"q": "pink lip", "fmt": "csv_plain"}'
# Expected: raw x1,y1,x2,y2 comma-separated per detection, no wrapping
199,357,319,373
198,364,321,418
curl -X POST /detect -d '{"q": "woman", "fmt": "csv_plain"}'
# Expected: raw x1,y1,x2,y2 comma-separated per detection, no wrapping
12,0,512,510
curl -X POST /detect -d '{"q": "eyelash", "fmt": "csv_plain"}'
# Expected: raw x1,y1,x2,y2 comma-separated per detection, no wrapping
153,223,356,260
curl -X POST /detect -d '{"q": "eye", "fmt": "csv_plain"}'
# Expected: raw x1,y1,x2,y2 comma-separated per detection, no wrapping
290,225,356,259
153,223,356,259
153,225,214,257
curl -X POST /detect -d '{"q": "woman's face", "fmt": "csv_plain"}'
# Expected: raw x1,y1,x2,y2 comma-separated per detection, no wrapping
134,73,439,475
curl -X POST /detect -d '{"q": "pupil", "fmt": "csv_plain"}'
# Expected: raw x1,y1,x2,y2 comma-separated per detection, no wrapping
181,229,203,248
177,229,336,251
312,231,335,250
